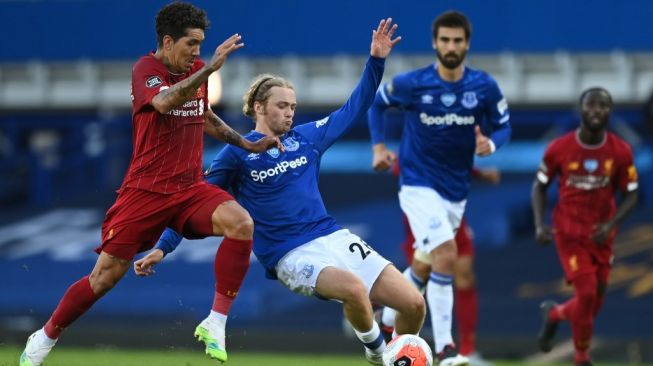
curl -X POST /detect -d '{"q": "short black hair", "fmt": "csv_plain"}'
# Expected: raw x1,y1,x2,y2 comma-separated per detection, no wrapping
579,87,613,106
155,2,210,47
432,11,471,41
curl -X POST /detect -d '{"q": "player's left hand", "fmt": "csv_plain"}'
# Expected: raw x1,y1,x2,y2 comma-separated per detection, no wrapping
474,126,494,156
591,222,613,246
370,18,401,58
134,249,164,276
245,136,285,153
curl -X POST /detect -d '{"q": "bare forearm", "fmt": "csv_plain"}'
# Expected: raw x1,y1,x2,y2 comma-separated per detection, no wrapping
531,181,548,227
153,67,213,114
204,111,247,148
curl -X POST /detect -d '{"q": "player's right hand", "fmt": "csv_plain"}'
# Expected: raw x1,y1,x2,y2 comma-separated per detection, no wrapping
208,34,244,72
535,225,554,245
134,249,165,276
245,135,285,153
372,143,397,172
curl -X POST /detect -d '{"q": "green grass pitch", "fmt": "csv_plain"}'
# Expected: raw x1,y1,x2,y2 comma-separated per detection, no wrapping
0,346,646,366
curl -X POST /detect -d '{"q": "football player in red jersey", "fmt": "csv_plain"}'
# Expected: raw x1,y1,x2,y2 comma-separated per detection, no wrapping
532,87,639,366
19,3,281,366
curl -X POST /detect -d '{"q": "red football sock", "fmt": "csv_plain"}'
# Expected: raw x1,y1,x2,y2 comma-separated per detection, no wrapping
212,237,253,315
44,275,99,339
571,274,597,363
552,297,577,322
455,287,478,355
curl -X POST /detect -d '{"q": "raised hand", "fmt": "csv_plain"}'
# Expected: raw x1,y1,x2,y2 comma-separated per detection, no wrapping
208,33,245,72
371,18,401,58
474,125,493,156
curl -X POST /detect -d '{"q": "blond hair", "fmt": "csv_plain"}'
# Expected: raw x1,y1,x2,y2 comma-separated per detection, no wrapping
242,74,294,119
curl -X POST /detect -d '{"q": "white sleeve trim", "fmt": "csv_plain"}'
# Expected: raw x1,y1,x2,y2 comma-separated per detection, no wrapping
537,171,549,184
379,84,391,105
499,114,510,124
627,182,639,191
488,139,496,154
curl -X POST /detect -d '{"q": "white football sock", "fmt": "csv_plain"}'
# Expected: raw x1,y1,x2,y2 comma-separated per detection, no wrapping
426,271,454,353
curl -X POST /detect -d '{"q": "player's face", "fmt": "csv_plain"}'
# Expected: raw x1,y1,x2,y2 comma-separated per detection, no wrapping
433,27,468,70
258,86,297,136
168,28,204,73
580,91,612,132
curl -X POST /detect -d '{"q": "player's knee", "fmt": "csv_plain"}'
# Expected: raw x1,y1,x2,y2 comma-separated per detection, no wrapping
89,272,121,296
411,260,431,280
341,281,369,307
399,291,425,320
223,214,254,239
454,270,475,289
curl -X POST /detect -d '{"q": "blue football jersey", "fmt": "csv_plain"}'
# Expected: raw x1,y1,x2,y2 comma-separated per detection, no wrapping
155,56,386,278
369,64,511,201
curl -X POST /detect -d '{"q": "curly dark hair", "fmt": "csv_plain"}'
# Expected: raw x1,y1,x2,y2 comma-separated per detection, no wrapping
155,2,210,47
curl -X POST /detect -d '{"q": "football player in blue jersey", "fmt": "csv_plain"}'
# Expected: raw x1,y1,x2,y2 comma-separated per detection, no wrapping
368,11,511,366
133,19,426,365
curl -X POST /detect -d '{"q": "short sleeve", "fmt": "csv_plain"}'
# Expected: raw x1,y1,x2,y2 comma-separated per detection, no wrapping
131,58,171,113
485,77,510,127
537,141,560,184
616,143,639,192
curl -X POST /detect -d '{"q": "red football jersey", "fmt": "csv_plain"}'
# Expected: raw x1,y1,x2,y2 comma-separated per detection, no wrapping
537,130,638,242
120,54,209,194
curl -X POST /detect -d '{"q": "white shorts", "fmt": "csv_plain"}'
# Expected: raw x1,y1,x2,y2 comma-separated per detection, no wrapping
275,229,391,297
398,185,466,255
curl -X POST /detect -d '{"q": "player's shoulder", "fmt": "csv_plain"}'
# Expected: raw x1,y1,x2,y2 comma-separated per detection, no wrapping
133,53,165,74
606,132,633,154
464,66,499,86
546,131,576,151
393,64,434,84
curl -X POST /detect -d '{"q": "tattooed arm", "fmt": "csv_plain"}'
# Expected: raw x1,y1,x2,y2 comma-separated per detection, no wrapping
151,34,244,114
204,109,283,153
151,68,213,114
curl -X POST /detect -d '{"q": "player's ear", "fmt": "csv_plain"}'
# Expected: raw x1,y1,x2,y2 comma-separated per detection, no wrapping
162,35,174,52
254,101,264,115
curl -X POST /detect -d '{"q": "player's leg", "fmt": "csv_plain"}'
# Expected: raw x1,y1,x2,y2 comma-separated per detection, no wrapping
179,184,252,362
568,272,597,365
317,267,387,365
20,252,131,366
592,264,610,317
369,264,426,335
275,232,386,364
21,188,162,366
454,220,489,365
399,185,468,366
379,250,428,340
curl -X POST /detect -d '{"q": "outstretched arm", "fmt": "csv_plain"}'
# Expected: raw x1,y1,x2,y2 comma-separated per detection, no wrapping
297,18,401,153
204,109,283,153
